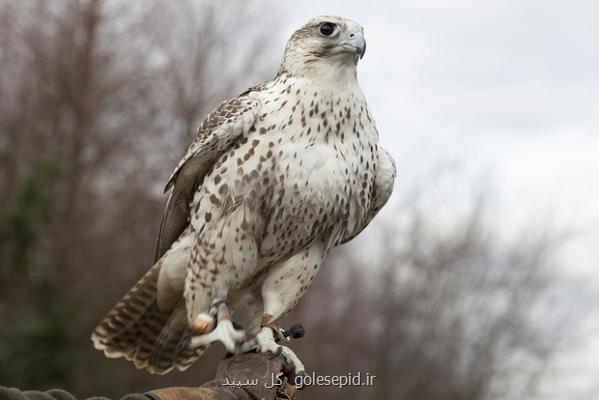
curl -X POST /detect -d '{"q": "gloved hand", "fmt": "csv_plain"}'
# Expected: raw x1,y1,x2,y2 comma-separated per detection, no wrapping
0,353,298,400
148,352,298,400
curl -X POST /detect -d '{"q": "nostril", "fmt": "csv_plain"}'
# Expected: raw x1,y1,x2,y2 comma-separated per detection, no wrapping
349,33,355,38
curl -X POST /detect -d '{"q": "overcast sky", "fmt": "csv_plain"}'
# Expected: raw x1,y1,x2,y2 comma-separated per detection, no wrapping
258,0,599,397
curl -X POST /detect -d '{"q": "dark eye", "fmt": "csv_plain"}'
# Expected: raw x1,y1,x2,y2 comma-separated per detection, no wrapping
319,22,336,36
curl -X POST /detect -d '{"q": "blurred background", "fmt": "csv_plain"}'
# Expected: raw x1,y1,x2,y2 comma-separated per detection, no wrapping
0,0,597,399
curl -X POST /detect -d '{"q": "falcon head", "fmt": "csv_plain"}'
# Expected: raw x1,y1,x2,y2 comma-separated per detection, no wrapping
280,16,366,79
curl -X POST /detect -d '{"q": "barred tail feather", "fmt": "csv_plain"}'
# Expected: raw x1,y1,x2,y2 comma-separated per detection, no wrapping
91,264,205,374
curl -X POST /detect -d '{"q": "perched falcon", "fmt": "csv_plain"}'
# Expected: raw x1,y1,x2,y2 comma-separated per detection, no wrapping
92,15,396,375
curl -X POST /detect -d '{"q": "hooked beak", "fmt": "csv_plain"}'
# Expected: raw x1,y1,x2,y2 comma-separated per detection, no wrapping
341,33,366,59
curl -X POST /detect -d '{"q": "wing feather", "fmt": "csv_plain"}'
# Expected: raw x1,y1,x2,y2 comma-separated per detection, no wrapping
339,146,396,245
154,95,260,261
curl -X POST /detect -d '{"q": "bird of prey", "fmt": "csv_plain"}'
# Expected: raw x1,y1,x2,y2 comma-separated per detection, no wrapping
92,15,396,376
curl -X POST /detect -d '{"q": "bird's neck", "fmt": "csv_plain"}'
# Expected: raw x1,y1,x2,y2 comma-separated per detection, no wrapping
279,56,358,88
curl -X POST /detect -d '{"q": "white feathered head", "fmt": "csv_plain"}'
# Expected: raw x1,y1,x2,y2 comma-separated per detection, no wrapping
280,16,366,79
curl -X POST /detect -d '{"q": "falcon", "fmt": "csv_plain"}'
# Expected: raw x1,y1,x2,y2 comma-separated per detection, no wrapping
92,15,396,376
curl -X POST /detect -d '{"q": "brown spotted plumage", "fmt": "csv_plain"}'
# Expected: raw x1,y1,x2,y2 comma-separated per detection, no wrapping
92,15,395,374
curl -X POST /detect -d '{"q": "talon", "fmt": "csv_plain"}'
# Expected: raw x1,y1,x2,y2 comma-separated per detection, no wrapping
189,319,245,353
251,327,306,377
238,336,258,353
270,346,283,359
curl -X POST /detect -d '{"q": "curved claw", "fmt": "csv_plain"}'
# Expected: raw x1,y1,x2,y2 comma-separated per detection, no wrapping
238,336,258,353
278,346,305,375
269,346,283,359
251,327,306,375
189,319,246,353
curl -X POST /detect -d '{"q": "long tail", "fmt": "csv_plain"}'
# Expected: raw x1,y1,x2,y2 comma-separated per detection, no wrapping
91,264,205,374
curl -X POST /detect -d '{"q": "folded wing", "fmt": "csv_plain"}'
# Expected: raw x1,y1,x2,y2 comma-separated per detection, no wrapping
154,96,260,261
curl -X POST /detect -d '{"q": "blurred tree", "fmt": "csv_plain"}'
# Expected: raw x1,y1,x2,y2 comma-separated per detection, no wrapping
0,158,77,389
0,1,568,399
0,159,62,271
0,0,276,396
